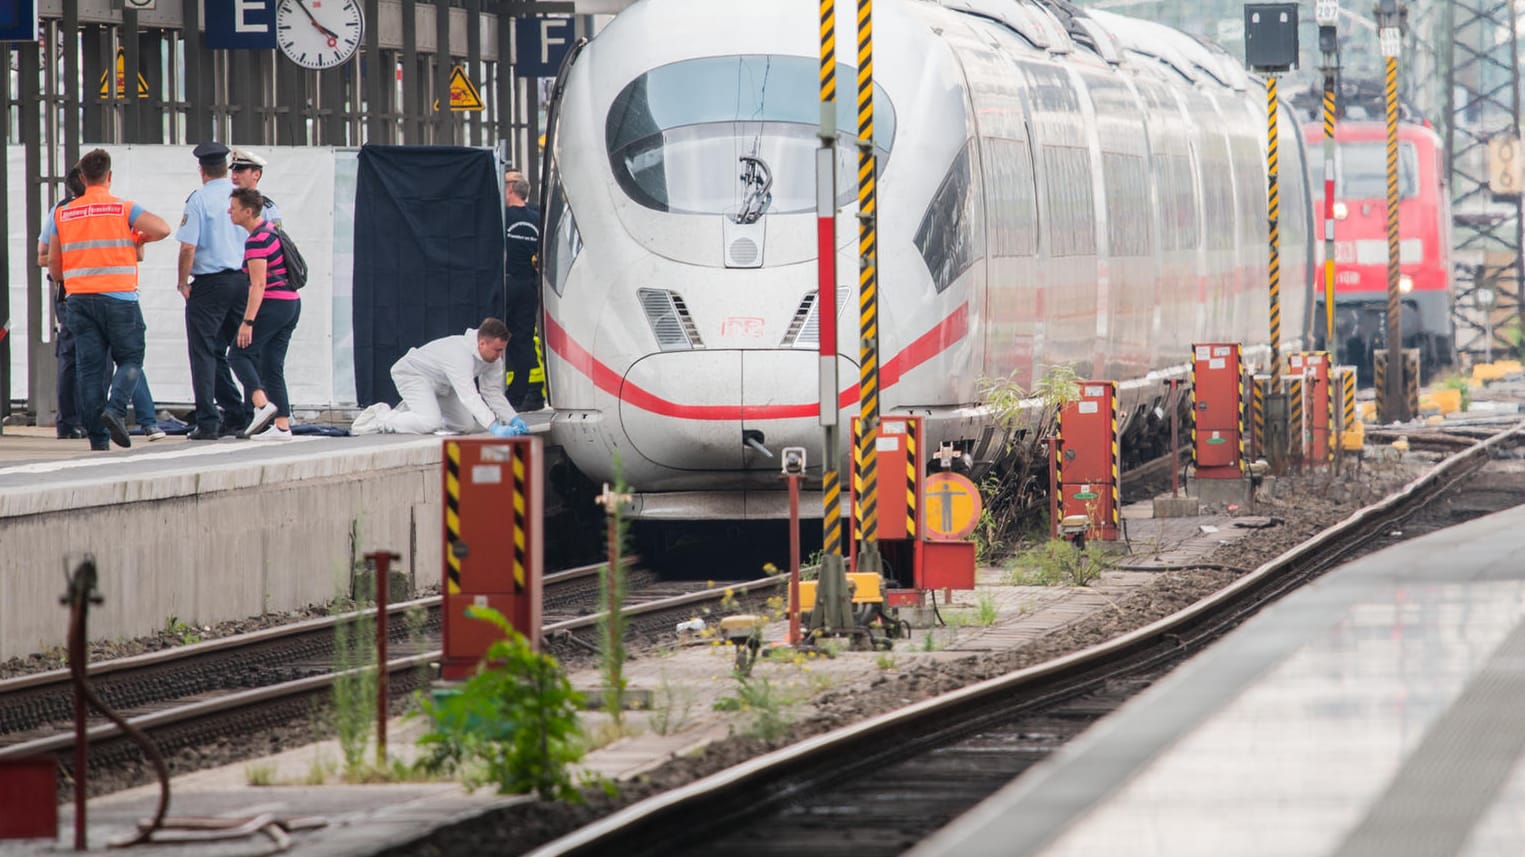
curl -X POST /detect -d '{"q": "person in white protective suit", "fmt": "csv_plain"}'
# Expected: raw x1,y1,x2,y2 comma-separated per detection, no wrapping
350,318,528,437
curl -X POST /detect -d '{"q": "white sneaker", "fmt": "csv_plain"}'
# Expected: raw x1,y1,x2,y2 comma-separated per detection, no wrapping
247,402,279,436
350,402,391,435
249,425,294,441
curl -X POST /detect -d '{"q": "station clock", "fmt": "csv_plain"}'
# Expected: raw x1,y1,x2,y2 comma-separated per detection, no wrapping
276,0,364,70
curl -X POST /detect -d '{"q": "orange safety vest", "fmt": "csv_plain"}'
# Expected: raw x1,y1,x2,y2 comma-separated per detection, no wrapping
54,187,139,295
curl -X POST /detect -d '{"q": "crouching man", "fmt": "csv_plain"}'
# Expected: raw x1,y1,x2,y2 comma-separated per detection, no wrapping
352,317,527,437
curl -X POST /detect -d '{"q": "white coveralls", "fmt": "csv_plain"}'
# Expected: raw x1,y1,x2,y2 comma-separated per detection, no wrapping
377,328,518,434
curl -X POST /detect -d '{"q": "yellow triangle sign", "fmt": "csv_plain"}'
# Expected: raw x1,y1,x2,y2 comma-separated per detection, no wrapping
433,66,485,112
98,47,149,100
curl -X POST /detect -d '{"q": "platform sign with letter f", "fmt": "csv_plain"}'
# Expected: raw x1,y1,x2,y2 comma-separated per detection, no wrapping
514,16,574,78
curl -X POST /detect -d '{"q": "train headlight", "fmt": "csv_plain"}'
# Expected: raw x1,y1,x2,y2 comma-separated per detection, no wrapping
1333,202,1349,220
1399,274,1414,294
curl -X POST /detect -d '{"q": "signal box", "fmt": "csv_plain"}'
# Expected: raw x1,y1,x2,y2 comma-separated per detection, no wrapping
1192,343,1245,478
441,437,543,681
1055,381,1119,541
849,416,976,605
1288,351,1332,465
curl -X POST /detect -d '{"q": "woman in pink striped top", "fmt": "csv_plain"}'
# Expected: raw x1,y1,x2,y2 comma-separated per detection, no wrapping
227,187,300,440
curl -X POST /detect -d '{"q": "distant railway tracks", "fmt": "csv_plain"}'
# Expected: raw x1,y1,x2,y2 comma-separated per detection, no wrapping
0,558,786,795
524,422,1525,857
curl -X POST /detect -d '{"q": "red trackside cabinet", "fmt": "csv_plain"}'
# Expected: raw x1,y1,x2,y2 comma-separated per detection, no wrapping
849,416,976,600
1057,381,1119,541
441,437,543,681
1192,343,1244,478
1288,352,1332,466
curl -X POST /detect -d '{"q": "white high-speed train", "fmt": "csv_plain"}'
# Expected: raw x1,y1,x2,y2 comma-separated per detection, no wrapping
540,0,1314,520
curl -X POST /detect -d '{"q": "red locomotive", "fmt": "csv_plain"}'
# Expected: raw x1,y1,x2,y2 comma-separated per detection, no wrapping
1303,119,1454,377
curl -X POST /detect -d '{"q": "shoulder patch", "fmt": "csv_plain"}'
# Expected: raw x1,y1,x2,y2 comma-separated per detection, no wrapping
180,214,188,226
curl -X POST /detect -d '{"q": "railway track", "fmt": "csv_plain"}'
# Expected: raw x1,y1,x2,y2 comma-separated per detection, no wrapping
523,422,1525,857
0,558,786,796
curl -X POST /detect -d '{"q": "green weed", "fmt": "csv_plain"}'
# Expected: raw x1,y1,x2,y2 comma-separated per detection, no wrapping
1004,540,1111,587
415,606,588,800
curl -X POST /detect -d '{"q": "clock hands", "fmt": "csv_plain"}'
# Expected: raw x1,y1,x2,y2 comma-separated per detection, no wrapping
294,0,341,47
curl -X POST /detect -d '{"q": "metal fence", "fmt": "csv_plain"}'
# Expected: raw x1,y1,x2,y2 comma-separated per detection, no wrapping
2,0,577,422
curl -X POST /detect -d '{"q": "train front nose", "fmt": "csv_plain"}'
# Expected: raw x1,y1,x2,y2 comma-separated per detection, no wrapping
618,350,855,478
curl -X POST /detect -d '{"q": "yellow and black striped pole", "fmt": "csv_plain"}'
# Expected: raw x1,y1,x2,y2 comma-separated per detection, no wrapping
1380,19,1407,422
811,0,853,635
1322,70,1337,356
854,0,883,574
905,419,917,539
444,442,463,595
1267,74,1282,392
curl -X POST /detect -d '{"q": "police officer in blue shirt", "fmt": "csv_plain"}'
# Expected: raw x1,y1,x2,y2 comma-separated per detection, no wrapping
230,147,283,229
177,141,253,440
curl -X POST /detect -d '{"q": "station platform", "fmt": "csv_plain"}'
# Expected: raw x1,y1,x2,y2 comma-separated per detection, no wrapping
0,413,552,661
912,502,1525,857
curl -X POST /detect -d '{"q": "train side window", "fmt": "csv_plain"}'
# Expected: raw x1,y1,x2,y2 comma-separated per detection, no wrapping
982,137,1038,257
543,178,582,297
915,142,982,293
1040,144,1096,257
1102,152,1150,256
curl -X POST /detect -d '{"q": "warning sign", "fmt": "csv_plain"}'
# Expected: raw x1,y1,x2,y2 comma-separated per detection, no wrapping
433,66,485,112
923,473,982,541
98,47,150,100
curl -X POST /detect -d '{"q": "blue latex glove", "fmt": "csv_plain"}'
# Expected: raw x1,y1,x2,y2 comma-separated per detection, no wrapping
488,418,530,438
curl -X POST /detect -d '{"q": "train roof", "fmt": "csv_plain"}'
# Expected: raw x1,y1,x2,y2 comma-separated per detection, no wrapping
1085,8,1249,91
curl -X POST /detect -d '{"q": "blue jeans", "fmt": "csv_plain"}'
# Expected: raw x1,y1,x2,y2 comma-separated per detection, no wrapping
65,294,145,448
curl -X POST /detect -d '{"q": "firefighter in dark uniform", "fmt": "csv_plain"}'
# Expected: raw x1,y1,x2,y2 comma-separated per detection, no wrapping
503,169,545,411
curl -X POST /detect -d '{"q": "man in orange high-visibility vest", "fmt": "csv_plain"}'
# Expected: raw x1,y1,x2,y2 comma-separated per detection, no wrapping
47,148,172,450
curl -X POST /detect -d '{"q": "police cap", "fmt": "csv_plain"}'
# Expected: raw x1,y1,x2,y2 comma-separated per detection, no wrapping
230,147,268,171
193,141,229,167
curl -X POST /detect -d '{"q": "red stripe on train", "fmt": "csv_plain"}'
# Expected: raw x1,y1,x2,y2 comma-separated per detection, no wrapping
543,303,969,421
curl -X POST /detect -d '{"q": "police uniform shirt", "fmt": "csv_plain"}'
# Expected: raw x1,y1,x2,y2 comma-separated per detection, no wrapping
504,205,540,279
175,176,246,275
263,197,283,231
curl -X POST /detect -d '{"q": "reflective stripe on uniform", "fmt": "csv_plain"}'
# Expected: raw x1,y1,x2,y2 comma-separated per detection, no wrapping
61,238,136,252
67,265,139,277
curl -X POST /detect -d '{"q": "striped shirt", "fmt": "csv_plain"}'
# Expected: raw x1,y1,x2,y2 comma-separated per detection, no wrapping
243,221,297,300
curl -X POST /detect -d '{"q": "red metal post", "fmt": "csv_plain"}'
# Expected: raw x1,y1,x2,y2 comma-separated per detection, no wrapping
367,550,399,764
788,473,801,645
1168,379,1182,497
70,605,86,850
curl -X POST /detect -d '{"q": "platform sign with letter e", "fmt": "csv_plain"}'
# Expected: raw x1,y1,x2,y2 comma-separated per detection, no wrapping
923,473,982,541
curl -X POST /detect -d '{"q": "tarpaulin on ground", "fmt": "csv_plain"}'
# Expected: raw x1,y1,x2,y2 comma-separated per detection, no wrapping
352,145,503,405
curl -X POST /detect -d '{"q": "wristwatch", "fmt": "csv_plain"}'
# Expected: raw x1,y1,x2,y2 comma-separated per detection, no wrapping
241,319,255,327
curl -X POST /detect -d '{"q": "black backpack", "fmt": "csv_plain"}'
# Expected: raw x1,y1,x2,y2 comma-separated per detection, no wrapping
270,224,308,290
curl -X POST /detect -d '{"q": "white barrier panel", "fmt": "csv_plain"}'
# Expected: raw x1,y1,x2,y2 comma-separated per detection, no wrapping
6,145,362,410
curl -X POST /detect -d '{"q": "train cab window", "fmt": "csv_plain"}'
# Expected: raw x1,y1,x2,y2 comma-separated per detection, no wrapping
543,178,582,297
915,142,983,293
1337,141,1419,199
605,56,895,217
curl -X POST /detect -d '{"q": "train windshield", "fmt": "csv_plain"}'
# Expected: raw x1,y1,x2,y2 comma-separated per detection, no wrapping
1335,142,1419,200
606,55,895,216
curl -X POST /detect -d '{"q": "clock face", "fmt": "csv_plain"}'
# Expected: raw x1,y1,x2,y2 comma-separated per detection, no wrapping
276,0,364,70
